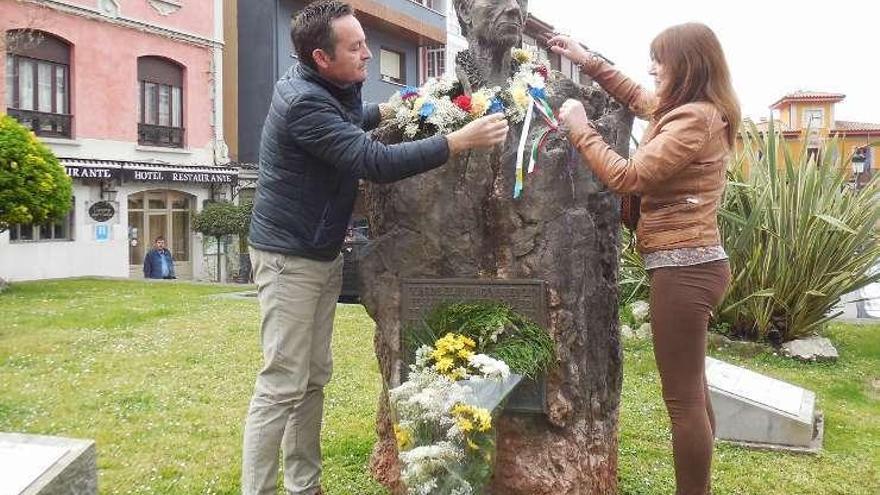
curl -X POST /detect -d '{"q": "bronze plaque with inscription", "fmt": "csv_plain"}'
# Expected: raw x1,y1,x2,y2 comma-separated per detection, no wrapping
399,278,548,414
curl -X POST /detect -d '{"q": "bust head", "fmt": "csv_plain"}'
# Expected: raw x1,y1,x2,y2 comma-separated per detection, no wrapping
454,0,528,50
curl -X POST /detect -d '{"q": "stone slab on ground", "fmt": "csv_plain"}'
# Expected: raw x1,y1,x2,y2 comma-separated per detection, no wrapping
0,433,96,495
781,336,839,362
706,357,823,453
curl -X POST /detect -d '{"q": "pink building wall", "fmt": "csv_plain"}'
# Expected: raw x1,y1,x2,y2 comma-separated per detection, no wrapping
0,1,215,149
62,0,215,38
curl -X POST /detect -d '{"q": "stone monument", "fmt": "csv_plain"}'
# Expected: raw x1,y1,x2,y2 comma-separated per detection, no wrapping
0,432,97,495
360,0,633,492
706,357,824,453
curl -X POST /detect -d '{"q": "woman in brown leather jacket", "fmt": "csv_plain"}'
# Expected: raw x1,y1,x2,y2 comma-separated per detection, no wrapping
549,23,740,495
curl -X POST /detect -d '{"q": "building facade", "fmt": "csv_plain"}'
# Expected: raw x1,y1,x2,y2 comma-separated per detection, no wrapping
744,91,880,185
225,0,447,166
1,0,231,282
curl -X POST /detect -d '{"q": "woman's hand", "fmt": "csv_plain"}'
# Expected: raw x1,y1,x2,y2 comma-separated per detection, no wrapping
547,34,590,66
559,99,591,134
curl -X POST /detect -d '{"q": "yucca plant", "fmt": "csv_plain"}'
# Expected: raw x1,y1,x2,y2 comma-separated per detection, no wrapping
717,120,880,343
619,227,649,305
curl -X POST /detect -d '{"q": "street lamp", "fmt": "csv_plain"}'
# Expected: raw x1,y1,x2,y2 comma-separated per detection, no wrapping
851,147,868,191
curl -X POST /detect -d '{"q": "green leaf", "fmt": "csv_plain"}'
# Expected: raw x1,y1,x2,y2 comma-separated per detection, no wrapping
814,214,856,234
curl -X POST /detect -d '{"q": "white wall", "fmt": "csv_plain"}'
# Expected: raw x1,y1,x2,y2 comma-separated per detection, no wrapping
0,182,212,282
445,2,468,77
0,183,126,281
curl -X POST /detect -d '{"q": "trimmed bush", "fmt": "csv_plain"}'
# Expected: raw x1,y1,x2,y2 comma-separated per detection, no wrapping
0,115,72,231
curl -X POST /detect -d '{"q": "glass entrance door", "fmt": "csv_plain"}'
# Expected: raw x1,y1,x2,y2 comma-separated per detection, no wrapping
128,190,194,279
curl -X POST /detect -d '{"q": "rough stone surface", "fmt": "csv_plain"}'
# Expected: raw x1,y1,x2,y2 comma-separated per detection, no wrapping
707,333,770,358
781,336,839,362
361,70,630,495
630,300,650,323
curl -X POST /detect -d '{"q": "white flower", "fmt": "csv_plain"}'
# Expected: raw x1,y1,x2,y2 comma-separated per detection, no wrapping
425,97,469,135
404,123,420,138
468,354,510,380
525,72,546,90
399,442,468,495
414,345,433,369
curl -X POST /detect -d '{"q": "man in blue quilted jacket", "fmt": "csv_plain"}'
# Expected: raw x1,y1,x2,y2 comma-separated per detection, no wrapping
242,2,509,493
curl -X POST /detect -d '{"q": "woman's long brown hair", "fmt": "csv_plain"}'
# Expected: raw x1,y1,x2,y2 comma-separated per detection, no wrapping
650,22,741,145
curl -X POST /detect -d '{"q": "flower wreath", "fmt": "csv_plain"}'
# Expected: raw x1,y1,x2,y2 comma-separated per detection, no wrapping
384,48,561,198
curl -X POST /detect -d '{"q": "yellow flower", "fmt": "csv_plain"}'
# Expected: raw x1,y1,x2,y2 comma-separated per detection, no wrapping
452,403,493,433
512,48,533,64
435,357,454,372
470,93,489,117
430,347,447,362
474,409,492,432
457,348,474,360
449,368,467,381
511,84,530,110
394,424,413,451
467,438,480,451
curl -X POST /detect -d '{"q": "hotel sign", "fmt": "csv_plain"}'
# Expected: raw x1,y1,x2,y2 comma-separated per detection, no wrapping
64,165,236,184
65,166,117,180
123,169,236,184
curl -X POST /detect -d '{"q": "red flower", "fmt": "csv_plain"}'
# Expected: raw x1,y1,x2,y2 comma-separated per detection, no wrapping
453,95,472,113
535,65,549,79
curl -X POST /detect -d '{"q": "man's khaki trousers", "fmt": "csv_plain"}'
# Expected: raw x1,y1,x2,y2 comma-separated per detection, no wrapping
241,248,342,495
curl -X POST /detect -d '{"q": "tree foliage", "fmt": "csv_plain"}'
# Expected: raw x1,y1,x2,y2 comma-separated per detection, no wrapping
191,201,250,239
0,115,72,232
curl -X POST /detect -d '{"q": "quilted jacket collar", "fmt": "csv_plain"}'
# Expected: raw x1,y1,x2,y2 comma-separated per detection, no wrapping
294,63,362,102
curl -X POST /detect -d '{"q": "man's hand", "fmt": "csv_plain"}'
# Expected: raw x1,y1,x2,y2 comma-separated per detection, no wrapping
446,114,509,155
379,103,394,121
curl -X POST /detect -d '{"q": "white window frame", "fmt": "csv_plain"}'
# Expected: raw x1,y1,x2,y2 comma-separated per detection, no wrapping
420,45,446,84
803,108,824,130
380,48,405,85
8,198,75,243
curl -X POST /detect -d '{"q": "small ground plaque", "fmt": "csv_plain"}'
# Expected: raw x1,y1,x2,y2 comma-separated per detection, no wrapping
399,278,548,414
0,433,96,495
706,357,823,453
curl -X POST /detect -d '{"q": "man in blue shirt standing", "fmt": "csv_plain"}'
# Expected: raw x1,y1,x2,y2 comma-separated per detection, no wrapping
143,236,176,279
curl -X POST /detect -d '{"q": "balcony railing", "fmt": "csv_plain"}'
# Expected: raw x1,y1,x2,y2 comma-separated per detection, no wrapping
8,108,72,138
138,123,185,148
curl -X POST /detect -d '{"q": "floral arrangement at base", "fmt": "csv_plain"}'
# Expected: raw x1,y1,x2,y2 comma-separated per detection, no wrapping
390,302,555,494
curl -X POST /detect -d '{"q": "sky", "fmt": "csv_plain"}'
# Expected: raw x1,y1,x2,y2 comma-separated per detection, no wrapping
529,0,879,130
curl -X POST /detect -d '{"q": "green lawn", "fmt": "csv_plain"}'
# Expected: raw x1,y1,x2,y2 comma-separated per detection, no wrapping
0,279,877,494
